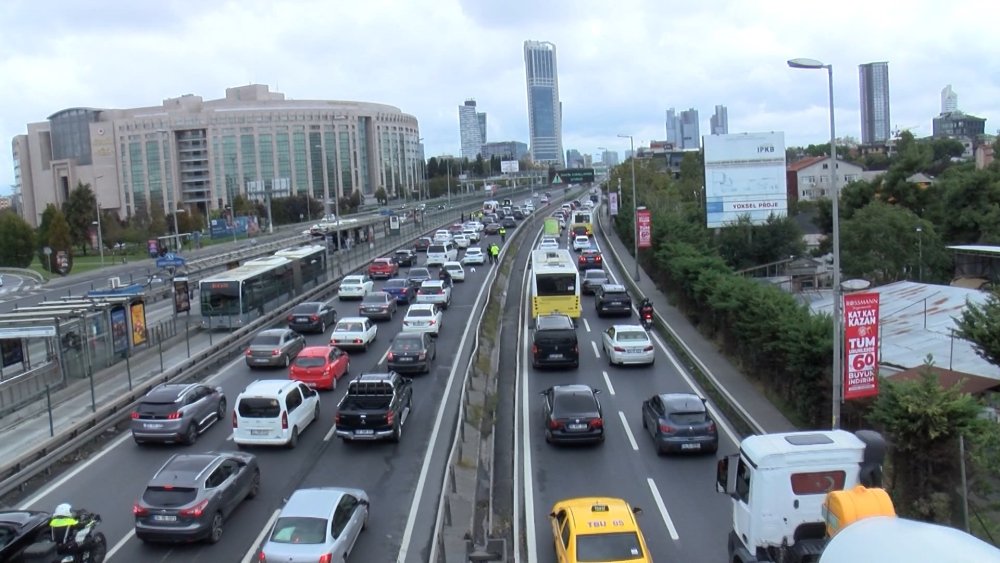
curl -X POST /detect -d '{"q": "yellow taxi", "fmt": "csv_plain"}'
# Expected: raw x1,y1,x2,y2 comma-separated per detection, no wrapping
549,497,652,562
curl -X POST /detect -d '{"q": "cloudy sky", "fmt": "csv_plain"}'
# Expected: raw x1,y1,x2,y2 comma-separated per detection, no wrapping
2,0,997,195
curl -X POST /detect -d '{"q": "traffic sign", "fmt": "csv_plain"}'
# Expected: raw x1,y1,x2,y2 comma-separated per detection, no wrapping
549,168,595,185
156,252,187,269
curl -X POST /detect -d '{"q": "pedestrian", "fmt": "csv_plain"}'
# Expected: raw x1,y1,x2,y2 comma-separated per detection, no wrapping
499,227,506,243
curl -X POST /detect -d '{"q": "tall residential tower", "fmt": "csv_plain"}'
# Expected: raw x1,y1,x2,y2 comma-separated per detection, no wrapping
941,85,958,113
459,99,486,159
711,105,729,135
524,40,563,165
859,62,891,144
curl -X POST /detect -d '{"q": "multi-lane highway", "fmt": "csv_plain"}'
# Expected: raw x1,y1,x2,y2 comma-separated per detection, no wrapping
14,227,508,562
514,224,740,562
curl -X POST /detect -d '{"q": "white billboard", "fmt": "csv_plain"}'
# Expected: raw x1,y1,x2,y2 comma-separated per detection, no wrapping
703,132,787,228
501,160,520,173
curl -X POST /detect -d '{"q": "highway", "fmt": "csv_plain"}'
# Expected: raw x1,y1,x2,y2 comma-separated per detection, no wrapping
514,225,739,562
16,233,504,562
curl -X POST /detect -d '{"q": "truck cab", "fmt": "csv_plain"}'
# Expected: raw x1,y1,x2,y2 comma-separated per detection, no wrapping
716,430,885,563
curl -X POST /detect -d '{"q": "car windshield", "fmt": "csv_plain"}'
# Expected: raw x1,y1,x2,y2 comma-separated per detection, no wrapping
445,265,461,272
138,400,181,415
576,532,645,561
294,357,326,368
142,486,198,507
393,338,424,351
362,294,387,304
467,249,482,255
410,269,430,278
343,277,363,285
586,273,607,281
385,279,407,288
269,516,327,544
617,331,648,342
335,322,364,332
669,411,709,424
553,393,597,414
422,287,442,294
238,398,281,418
408,309,433,318
291,304,319,314
373,259,391,265
251,335,281,346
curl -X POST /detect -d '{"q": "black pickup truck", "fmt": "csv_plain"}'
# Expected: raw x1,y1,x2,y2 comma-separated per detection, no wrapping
334,372,413,442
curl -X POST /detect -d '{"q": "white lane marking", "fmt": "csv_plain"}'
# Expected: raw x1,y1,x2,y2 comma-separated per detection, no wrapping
242,508,281,563
519,227,545,563
646,478,681,541
397,252,495,563
618,411,638,451
206,354,249,384
582,318,591,333
19,432,131,509
591,340,600,358
106,528,135,561
602,371,616,396
378,346,390,365
323,422,337,441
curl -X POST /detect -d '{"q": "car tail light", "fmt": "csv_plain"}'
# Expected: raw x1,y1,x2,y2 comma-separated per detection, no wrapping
130,411,140,419
417,289,424,295
644,346,654,352
245,349,252,357
353,338,362,344
232,411,238,428
335,413,341,425
614,346,626,352
387,352,395,361
179,499,209,518
319,555,333,563
659,423,674,433
132,503,148,516
418,352,427,360
531,344,538,356
547,418,563,430
258,552,267,562
590,418,604,429
595,255,601,261
707,421,717,433
427,320,436,326
271,349,281,356
281,411,289,430
386,411,395,426
286,315,294,323
311,315,319,321
573,344,579,354
166,411,181,420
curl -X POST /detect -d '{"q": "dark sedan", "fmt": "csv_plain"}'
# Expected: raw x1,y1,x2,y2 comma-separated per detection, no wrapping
359,291,397,321
383,278,416,304
134,452,260,543
580,269,610,295
387,332,437,374
541,385,604,445
414,237,432,252
0,510,51,561
577,249,604,270
394,248,418,267
595,284,633,317
406,267,433,288
501,217,517,229
641,393,718,454
483,222,501,235
286,301,338,334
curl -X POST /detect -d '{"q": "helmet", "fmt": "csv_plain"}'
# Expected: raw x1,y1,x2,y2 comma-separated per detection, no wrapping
53,503,73,517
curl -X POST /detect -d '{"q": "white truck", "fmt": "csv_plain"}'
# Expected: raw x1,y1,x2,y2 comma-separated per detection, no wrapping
717,429,1000,562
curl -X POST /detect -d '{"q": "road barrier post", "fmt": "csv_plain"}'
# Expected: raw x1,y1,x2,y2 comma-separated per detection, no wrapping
125,351,133,390
45,385,54,437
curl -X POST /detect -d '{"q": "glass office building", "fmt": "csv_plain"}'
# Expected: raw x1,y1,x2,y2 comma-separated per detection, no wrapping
524,40,564,166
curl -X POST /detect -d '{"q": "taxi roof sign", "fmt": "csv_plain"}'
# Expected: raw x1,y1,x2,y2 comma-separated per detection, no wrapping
591,503,609,512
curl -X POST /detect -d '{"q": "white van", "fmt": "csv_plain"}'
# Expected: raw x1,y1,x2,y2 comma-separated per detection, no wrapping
426,243,457,266
232,380,320,448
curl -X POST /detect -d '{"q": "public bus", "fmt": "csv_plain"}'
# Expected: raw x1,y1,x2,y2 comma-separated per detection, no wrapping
274,245,328,293
569,209,594,237
530,249,581,321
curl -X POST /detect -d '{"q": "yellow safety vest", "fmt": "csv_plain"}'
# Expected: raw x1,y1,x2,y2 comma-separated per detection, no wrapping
50,516,78,528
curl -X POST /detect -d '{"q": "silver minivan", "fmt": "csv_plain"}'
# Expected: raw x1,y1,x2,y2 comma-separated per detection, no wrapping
426,243,457,266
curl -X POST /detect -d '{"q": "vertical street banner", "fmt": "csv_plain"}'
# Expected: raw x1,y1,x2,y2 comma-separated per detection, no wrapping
636,208,652,248
843,292,880,400
608,192,619,216
110,307,129,354
130,302,148,346
173,278,191,314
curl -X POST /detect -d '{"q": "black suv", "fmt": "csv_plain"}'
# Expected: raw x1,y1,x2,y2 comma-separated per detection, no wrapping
531,314,579,369
595,284,633,317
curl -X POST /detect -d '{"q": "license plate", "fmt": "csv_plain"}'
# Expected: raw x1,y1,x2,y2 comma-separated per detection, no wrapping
356,429,374,435
629,348,644,353
250,429,269,436
549,353,564,359
296,317,309,322
143,423,163,429
568,424,587,431
681,443,701,450
610,301,622,305
397,357,414,362
153,515,177,522
254,359,269,363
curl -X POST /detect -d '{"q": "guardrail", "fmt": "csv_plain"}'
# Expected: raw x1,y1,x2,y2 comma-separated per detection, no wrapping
0,194,525,502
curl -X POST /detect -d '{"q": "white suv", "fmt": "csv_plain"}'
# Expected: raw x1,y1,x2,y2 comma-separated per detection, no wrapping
233,380,320,448
426,243,457,266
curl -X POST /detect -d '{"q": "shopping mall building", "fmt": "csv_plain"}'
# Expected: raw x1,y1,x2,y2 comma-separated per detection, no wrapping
11,84,422,227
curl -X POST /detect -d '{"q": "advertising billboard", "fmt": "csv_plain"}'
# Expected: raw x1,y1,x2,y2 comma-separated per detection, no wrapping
500,160,520,173
130,302,147,346
843,292,880,400
636,208,652,248
608,192,619,216
110,306,129,354
173,278,191,314
703,132,788,228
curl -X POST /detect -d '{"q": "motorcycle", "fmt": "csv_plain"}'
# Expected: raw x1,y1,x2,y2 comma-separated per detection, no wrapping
640,309,654,330
22,511,107,563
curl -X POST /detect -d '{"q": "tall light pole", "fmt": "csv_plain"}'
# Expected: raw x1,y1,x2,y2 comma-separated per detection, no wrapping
916,226,924,282
94,175,105,267
315,143,328,220
789,56,842,429
617,134,639,281
228,155,238,243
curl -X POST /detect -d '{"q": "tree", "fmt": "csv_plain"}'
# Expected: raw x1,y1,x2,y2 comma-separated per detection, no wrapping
62,182,97,255
839,201,947,284
47,209,74,274
473,154,485,176
99,210,124,251
869,366,981,523
0,211,35,267
427,157,440,179
149,201,167,237
36,204,59,271
374,186,388,205
955,294,1000,367
715,215,805,271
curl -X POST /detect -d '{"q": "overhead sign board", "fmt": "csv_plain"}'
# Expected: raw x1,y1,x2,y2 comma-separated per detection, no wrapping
550,168,596,185
501,160,520,174
156,253,187,269
703,132,788,228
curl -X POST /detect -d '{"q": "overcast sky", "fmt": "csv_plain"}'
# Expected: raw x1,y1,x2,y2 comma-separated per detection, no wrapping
3,0,998,196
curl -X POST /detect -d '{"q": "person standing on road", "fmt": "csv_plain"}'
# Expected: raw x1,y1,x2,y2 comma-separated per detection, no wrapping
490,243,499,265
498,227,506,243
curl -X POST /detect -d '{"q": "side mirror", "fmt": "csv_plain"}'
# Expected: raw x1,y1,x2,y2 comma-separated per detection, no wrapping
548,511,557,518
632,506,643,515
717,454,739,496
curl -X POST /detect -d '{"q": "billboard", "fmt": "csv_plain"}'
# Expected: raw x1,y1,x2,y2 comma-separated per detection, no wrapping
636,208,652,248
703,132,788,228
173,278,191,314
501,160,520,174
130,302,147,346
608,192,619,216
843,292,880,400
110,306,129,354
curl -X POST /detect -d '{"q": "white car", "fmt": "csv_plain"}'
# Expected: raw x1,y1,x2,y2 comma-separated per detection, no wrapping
602,325,655,366
572,235,592,252
259,488,369,563
584,200,596,209
338,275,374,300
462,228,480,242
538,237,560,251
442,261,466,282
416,280,453,309
433,230,452,243
232,380,320,447
462,247,486,265
452,234,471,249
402,303,443,336
524,204,535,213
330,317,378,352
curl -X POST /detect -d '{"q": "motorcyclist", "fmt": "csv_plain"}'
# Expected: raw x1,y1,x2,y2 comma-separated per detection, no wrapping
639,298,654,322
50,503,82,545
438,267,453,287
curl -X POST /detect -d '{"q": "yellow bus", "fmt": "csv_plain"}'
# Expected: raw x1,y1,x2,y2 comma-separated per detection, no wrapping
531,249,581,321
569,210,594,237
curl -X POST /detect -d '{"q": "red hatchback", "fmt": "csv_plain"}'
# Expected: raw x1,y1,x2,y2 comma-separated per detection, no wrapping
368,257,399,279
289,346,350,390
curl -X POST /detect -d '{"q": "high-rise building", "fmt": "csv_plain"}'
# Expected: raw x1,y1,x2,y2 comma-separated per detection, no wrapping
680,108,700,149
711,105,729,135
941,85,958,114
524,40,563,165
459,99,486,159
665,108,681,146
859,62,891,144
481,141,528,161
601,150,619,166
565,149,584,168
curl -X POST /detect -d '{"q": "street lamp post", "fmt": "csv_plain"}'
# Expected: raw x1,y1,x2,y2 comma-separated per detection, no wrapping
788,56,842,429
315,144,329,220
916,226,924,281
617,134,639,281
94,175,105,267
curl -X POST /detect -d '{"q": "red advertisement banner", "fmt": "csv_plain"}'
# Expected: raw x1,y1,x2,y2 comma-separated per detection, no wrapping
843,292,880,400
636,208,652,249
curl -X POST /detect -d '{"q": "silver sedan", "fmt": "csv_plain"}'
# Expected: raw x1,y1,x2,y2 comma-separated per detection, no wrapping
260,487,369,561
602,325,655,366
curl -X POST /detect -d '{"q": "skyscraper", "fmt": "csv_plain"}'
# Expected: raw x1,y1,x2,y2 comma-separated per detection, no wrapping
680,108,700,149
665,108,681,146
711,105,729,135
459,99,486,159
941,84,958,113
859,62,891,144
524,40,563,165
